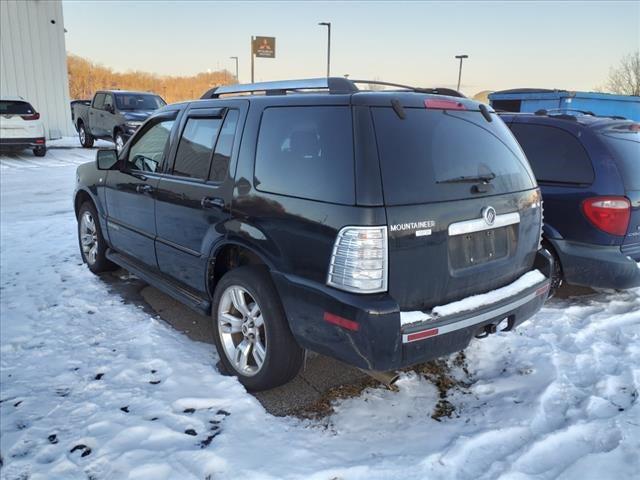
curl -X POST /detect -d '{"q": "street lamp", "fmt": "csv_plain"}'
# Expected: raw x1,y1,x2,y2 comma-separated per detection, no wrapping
229,56,239,83
455,54,468,92
318,22,331,77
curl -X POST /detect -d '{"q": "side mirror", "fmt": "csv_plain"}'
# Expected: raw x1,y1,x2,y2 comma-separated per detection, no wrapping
106,104,115,114
96,148,118,170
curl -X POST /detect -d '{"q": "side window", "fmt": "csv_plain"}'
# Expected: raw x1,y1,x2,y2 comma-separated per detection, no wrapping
93,93,105,110
510,123,594,184
173,117,222,179
127,119,175,172
209,110,240,182
103,94,114,111
254,106,355,204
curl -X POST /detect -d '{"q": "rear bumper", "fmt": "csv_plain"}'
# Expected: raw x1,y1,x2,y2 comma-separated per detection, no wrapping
550,239,640,289
0,137,46,149
273,249,553,372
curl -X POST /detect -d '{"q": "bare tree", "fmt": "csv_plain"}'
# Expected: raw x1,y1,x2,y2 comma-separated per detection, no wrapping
605,51,640,96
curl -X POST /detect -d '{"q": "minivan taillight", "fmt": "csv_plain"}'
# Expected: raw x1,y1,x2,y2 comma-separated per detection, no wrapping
327,226,388,293
581,196,631,236
21,113,40,120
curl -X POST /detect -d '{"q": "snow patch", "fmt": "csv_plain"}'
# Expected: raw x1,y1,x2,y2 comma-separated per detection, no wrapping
401,269,546,326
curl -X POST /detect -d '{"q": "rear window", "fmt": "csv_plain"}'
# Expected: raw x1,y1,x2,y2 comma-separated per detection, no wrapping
600,128,640,190
255,106,355,204
509,123,594,185
0,101,35,115
372,108,536,205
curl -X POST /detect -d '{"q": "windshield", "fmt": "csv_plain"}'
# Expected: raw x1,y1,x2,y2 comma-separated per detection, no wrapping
372,107,536,205
115,94,165,111
600,126,640,190
0,101,35,115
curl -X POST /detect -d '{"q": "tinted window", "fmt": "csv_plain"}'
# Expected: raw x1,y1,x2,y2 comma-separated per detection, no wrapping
173,118,222,179
372,108,536,205
115,94,165,111
210,110,239,182
600,128,640,190
255,106,354,204
509,123,594,185
0,101,35,115
93,94,105,110
128,119,175,172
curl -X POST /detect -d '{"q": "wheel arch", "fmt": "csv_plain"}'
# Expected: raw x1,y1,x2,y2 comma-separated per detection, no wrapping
206,241,274,299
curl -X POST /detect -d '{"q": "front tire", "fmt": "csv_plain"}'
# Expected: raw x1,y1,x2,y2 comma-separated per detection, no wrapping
79,123,94,148
114,131,125,153
77,202,115,274
33,145,46,157
212,266,303,391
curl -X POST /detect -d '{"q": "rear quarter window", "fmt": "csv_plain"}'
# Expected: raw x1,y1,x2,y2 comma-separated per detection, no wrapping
509,123,594,185
255,106,355,204
372,108,536,205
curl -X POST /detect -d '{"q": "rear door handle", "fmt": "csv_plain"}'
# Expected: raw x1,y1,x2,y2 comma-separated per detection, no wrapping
201,196,225,209
136,184,153,194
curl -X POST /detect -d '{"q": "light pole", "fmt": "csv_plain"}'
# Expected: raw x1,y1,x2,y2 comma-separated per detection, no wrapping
455,54,468,92
230,56,239,83
318,22,331,77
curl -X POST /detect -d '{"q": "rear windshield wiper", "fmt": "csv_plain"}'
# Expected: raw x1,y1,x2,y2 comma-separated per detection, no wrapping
436,173,496,184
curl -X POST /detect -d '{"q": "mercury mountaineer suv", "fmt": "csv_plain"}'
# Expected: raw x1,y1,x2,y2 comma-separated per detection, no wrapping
74,78,553,391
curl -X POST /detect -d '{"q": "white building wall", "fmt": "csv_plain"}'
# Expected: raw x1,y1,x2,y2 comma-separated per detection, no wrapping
0,0,73,138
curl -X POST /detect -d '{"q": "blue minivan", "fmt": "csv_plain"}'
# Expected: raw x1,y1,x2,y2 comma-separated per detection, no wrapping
500,111,640,292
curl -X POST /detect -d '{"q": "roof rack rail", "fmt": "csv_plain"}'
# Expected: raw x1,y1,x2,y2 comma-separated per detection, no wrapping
201,77,467,100
201,77,358,99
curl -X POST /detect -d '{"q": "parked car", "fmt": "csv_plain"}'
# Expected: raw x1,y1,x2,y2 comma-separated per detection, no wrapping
0,97,46,156
72,90,166,152
74,78,553,391
500,111,640,292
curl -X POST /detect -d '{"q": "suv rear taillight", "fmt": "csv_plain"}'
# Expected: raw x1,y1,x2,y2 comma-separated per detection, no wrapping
21,113,40,120
327,226,388,293
581,196,631,236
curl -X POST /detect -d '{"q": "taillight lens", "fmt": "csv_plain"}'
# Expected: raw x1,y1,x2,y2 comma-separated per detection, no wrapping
327,226,388,293
21,113,40,120
581,196,631,236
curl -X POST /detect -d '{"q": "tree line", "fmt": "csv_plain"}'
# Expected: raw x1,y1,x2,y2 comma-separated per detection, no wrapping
67,54,235,103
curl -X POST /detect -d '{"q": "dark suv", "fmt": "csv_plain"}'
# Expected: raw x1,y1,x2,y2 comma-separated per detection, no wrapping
500,111,640,291
74,78,552,391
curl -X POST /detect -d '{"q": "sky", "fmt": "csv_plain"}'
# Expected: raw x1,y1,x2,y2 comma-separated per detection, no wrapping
62,0,640,96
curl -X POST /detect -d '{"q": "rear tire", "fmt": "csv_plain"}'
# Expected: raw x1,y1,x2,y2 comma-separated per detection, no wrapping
79,123,94,148
33,146,46,157
211,266,303,391
543,240,563,297
77,201,116,274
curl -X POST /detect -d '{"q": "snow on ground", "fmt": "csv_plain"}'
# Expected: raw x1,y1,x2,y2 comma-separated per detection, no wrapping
1,147,639,480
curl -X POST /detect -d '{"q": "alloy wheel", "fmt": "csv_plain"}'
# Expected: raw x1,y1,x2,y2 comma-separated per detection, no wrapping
217,285,267,377
80,211,98,265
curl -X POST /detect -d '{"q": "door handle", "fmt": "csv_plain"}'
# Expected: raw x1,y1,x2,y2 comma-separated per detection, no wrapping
136,184,153,194
201,196,225,209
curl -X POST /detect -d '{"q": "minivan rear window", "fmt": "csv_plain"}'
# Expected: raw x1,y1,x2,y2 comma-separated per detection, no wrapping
0,101,35,115
600,129,640,190
372,108,536,205
255,106,355,204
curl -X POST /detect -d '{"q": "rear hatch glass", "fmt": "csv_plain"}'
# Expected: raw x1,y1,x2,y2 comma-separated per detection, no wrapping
0,101,35,115
372,108,536,205
372,106,541,310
